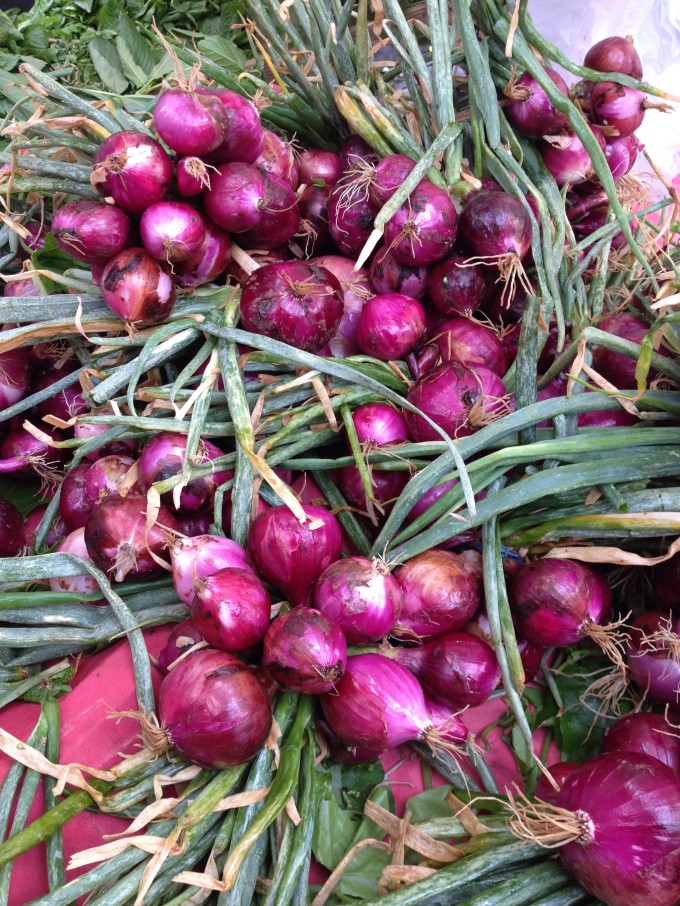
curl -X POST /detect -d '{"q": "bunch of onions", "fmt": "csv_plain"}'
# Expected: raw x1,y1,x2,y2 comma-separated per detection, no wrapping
601,711,680,772
91,131,173,214
313,556,402,643
354,292,426,361
383,180,458,266
428,253,489,316
169,533,253,606
100,248,176,327
262,608,347,693
506,67,570,138
247,504,343,607
52,200,130,264
627,612,680,710
158,649,272,768
191,567,272,652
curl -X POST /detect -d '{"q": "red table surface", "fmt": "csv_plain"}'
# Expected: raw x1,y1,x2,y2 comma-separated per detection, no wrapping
0,626,536,906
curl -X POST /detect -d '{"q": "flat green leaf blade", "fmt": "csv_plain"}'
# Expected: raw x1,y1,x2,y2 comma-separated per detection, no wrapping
118,11,159,76
116,35,149,88
89,36,129,93
197,36,247,74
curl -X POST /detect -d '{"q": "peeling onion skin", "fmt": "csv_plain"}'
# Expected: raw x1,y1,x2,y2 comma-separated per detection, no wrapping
100,248,176,327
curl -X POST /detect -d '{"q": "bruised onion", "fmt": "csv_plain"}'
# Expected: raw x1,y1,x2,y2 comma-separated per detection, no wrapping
52,200,130,264
355,292,426,361
140,202,206,265
91,131,173,215
170,534,253,606
263,607,347,693
153,87,226,156
192,567,271,653
100,248,176,327
506,68,570,138
84,455,136,509
159,648,272,768
428,252,489,316
383,180,458,266
254,130,298,188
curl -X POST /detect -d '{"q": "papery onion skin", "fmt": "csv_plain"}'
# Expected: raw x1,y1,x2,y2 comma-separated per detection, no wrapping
170,534,253,607
247,504,343,607
0,497,24,557
434,316,509,375
159,648,272,769
355,293,426,361
313,556,402,643
506,68,570,139
556,752,680,906
262,607,347,693
254,130,299,188
192,567,272,653
84,454,136,509
428,252,489,316
52,200,130,264
601,712,680,772
92,131,173,215
383,181,458,266
100,248,176,327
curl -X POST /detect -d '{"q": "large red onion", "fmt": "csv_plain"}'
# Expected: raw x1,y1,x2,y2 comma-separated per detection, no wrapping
506,67,570,138
458,191,532,259
247,504,342,607
369,247,428,301
140,202,206,265
434,317,509,375
202,88,265,166
240,260,343,354
0,497,24,557
192,567,272,652
584,35,643,80
100,248,176,327
91,131,173,215
393,550,481,640
355,292,426,361
52,200,130,264
159,648,272,768
203,162,267,233
313,556,402,643
153,87,226,156
601,712,680,772
351,402,409,447
170,533,253,606
383,180,458,266
428,252,490,316
262,607,347,694
627,612,680,710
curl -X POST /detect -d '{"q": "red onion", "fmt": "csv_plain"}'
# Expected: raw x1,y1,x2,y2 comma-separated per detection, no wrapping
340,135,377,170
506,67,570,138
33,370,87,423
297,149,344,187
2,276,39,298
84,494,178,583
238,174,301,248
424,697,468,746
262,607,347,693
534,762,579,804
0,348,30,409
23,505,66,551
317,718,382,764
139,431,231,514
74,419,137,462
153,87,226,156
604,134,641,180
192,567,271,653
202,88,265,166
351,402,409,447
652,554,680,614
510,559,614,651
157,620,204,672
434,317,509,375
405,361,508,441
429,252,490,316
552,752,680,906
175,219,231,288
368,154,416,209
174,512,213,538
297,184,334,257
355,292,426,361
601,712,680,772
320,652,452,754
313,556,401,643
83,454,136,509
59,463,92,531
627,612,680,710
584,35,643,80
328,179,375,257
591,82,647,137
540,126,607,187
393,550,481,640
383,181,458,266
458,191,532,259
592,311,667,389
247,504,342,607
314,255,371,356
140,202,206,265
0,497,24,557
91,131,173,215
369,247,428,300
176,157,212,197
52,200,130,264
466,609,544,683
337,464,408,514
254,130,298,188
391,632,500,708
100,248,176,327
405,476,480,550
48,527,103,599
0,423,65,480
170,533,253,607
159,648,272,768
240,260,343,354
203,163,267,233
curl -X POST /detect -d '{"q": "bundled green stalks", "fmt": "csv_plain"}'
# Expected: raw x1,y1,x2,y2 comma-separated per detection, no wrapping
1,0,680,904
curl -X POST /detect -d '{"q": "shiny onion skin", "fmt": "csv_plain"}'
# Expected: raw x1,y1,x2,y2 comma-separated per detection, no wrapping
140,202,206,265
540,126,607,187
100,248,176,327
355,293,426,361
240,260,344,354
601,712,680,773
555,752,680,906
192,567,272,653
458,191,532,259
170,534,253,607
584,35,643,80
383,181,458,266
434,317,508,375
506,67,570,139
297,149,344,187
393,550,481,640
351,402,409,447
202,162,267,233
91,131,173,215
52,200,130,264
428,252,490,316
247,504,343,607
262,607,348,693
202,87,265,166
153,87,226,156
159,649,272,769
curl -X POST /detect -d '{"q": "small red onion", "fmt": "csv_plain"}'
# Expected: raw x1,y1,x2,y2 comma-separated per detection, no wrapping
238,174,301,248
0,423,65,478
33,370,87,423
91,131,173,215
384,181,458,266
391,631,501,708
540,126,607,187
83,454,136,509
393,550,481,640
175,219,232,288
52,200,130,264
203,162,267,233
159,648,272,768
584,35,643,80
458,191,532,259
591,82,647,137
428,252,490,316
23,505,66,551
254,130,298,188
297,184,334,257
355,292,426,361
247,504,343,607
592,311,668,389
627,612,680,710
59,463,92,531
297,149,344,187
313,556,401,643
263,607,348,693
434,316,509,375
140,202,206,265
535,762,579,804
175,157,213,197
157,620,204,672
202,88,265,166
604,134,641,180
369,246,428,300
84,494,178,583
601,711,680,772
0,497,24,557
192,567,272,653
240,260,343,354
0,348,30,409
351,402,409,447
49,527,103,599
368,154,416,209
153,87,226,156
506,68,570,138
328,179,375,257
170,533,253,607
100,248,176,327
314,254,371,356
